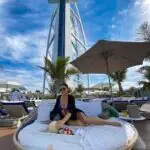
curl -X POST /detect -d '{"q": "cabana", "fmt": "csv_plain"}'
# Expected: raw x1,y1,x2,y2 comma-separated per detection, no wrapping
13,100,138,150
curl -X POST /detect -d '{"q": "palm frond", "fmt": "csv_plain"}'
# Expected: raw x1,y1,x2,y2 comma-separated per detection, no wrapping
39,57,56,79
55,57,69,80
110,69,127,82
138,66,150,72
38,66,49,72
139,81,150,90
137,21,150,42
65,67,79,80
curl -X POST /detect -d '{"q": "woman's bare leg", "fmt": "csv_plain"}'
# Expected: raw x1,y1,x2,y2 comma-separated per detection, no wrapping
78,112,122,127
67,120,86,126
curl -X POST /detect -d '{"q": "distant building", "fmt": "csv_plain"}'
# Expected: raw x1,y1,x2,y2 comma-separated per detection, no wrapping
43,0,89,93
0,81,26,100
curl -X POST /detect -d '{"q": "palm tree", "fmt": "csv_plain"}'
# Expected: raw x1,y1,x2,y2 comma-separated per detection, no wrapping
138,66,150,90
40,57,79,96
137,21,150,42
110,69,127,95
75,84,84,96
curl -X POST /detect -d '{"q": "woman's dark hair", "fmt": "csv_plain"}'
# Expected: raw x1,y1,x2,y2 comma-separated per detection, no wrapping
61,83,69,88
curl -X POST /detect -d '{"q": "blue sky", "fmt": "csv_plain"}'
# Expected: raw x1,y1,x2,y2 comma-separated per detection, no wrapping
0,0,150,91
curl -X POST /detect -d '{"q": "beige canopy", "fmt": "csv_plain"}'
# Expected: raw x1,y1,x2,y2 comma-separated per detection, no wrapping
71,40,150,74
71,40,150,99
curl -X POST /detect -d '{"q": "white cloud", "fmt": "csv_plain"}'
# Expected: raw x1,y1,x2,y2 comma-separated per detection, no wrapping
0,68,43,91
110,0,150,41
0,29,47,65
5,36,30,60
0,0,8,5
1,0,150,92
111,25,116,29
118,9,128,15
0,0,50,92
79,0,95,10
120,62,150,90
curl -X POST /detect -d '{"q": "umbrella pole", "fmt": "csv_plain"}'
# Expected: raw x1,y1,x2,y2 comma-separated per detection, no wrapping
105,57,114,106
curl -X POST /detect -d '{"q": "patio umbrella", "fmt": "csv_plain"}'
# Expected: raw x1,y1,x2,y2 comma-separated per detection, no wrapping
71,40,150,100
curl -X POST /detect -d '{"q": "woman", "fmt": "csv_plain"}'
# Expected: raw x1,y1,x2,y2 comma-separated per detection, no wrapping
50,83,121,129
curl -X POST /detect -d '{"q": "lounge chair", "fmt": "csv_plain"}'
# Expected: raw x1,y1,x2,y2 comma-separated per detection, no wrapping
130,100,148,108
24,100,36,112
24,100,35,107
113,101,129,112
1,101,29,117
140,102,150,119
1,101,29,127
13,100,139,150
127,104,141,118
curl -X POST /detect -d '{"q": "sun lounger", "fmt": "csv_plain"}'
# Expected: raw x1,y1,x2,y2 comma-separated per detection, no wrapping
130,100,148,108
24,100,36,113
1,101,29,127
127,104,141,118
113,101,129,112
1,101,29,117
140,103,150,119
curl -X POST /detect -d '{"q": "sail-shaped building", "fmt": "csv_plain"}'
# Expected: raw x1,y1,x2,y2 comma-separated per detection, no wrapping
43,0,88,94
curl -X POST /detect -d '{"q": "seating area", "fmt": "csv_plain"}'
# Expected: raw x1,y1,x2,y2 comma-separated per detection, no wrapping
103,98,150,120
0,98,149,150
12,100,141,150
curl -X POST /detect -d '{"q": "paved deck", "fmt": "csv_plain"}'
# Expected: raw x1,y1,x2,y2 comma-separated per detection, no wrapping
0,120,150,150
0,127,16,150
134,120,150,149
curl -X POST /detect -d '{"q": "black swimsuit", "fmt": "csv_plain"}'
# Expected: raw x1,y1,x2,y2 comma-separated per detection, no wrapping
50,95,85,121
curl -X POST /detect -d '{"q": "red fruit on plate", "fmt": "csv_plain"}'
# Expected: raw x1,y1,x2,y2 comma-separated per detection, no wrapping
64,131,68,134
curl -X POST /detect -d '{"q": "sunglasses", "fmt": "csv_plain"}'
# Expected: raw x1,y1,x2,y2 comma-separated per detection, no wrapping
60,87,67,91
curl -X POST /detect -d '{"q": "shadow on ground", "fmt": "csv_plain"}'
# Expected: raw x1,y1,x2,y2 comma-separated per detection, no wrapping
134,120,150,150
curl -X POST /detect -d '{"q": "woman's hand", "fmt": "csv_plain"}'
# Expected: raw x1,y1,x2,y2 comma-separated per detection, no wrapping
56,120,65,130
111,122,122,127
56,113,71,129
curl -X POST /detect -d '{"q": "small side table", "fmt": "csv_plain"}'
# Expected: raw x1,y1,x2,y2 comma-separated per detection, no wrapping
119,114,145,124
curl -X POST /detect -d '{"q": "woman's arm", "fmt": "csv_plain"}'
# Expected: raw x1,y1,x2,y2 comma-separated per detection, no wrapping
57,112,71,129
61,112,71,123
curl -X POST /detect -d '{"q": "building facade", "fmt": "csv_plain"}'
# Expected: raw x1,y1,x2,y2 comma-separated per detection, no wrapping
43,0,89,94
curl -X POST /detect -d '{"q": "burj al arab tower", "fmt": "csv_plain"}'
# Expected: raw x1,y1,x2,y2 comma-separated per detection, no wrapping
43,0,89,94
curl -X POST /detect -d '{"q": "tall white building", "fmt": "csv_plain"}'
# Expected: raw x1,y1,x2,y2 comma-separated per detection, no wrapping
43,0,89,94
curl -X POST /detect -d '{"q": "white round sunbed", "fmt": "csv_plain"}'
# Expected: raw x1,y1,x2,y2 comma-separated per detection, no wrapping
13,101,138,150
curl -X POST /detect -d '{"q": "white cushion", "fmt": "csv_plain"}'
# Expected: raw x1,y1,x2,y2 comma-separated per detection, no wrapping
37,100,56,122
37,100,102,122
18,119,137,150
76,101,102,117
